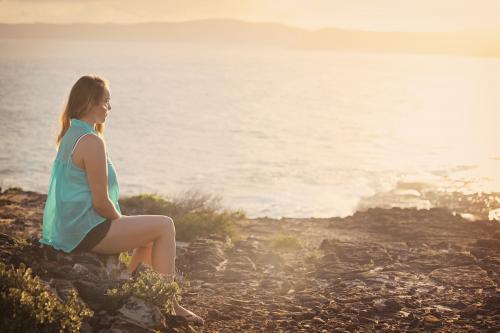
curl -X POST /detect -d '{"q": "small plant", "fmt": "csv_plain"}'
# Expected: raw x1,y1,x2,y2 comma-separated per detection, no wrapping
118,251,132,267
5,186,24,193
0,262,93,333
106,267,180,315
267,235,304,251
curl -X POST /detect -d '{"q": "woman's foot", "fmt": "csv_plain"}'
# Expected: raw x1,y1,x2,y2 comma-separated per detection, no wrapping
173,298,205,326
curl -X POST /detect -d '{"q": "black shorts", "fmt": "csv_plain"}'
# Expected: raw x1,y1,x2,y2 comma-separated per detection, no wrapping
72,219,112,253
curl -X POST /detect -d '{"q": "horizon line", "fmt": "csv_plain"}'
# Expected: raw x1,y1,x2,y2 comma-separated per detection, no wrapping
1,17,499,34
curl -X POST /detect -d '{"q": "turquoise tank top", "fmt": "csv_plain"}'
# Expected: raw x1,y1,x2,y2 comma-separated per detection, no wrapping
40,118,122,253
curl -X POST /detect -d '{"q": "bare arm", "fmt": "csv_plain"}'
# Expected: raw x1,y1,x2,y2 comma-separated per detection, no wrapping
80,134,122,221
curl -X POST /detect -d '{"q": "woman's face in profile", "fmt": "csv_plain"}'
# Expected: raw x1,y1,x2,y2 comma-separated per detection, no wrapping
90,89,112,124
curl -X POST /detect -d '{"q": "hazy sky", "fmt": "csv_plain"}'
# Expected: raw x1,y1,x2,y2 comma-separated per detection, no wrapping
0,0,499,32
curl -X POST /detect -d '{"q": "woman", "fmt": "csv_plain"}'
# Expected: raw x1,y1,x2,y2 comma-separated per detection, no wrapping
40,75,204,326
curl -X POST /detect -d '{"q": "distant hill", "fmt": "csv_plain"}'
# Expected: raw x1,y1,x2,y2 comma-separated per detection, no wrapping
0,19,305,46
0,19,499,58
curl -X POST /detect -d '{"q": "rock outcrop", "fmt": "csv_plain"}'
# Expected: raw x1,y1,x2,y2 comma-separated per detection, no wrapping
1,187,499,332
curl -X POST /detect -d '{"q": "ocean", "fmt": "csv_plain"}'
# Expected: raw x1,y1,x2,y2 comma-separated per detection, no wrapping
1,38,499,218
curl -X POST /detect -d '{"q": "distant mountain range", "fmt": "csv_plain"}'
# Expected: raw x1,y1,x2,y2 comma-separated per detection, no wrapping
1,19,499,58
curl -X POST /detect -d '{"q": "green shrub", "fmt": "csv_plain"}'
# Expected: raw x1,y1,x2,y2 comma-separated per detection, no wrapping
118,251,132,267
0,262,93,333
106,267,180,315
119,193,174,215
175,210,240,242
267,235,304,251
119,189,246,242
5,186,24,193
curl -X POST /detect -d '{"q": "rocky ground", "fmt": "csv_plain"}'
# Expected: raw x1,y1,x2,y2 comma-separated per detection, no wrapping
0,187,499,332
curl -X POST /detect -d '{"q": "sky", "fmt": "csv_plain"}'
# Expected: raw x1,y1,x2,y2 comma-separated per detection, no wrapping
0,0,499,32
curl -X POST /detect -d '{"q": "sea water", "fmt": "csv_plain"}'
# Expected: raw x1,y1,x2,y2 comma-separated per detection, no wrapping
0,39,499,218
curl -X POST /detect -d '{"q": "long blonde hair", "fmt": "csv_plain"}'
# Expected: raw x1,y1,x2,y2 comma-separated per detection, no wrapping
56,75,109,147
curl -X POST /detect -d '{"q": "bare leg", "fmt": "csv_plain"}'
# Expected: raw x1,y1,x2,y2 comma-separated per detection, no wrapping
128,247,145,274
128,241,153,274
92,215,172,253
151,223,176,276
91,215,204,325
143,243,153,266
91,215,175,275
138,238,205,325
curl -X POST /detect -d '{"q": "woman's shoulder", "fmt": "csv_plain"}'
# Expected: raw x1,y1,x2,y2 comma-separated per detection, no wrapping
75,133,106,159
78,132,104,144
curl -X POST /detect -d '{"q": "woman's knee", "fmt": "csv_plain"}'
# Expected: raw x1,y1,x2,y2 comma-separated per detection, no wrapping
159,215,175,236
139,241,153,249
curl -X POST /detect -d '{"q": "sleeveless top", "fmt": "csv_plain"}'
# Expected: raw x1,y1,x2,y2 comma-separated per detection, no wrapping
40,118,122,253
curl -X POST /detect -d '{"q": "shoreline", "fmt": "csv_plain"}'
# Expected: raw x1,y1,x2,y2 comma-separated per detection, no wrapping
1,184,498,222
1,186,499,331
